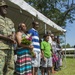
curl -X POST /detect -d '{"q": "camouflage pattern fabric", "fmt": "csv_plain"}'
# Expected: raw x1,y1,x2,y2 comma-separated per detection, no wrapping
0,15,15,49
0,49,14,75
0,15,15,75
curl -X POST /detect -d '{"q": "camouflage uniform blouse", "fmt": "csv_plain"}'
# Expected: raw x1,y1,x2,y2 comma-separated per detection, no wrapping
0,15,15,49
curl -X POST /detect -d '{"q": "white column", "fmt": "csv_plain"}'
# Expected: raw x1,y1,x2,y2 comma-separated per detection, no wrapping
45,24,47,34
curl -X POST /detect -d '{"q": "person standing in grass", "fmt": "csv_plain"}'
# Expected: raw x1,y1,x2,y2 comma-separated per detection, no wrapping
51,34,58,71
47,30,52,46
41,34,52,75
28,21,41,75
56,36,62,69
15,23,33,75
0,0,16,75
46,30,53,73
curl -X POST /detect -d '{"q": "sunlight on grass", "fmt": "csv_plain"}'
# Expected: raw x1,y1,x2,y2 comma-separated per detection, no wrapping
55,58,75,75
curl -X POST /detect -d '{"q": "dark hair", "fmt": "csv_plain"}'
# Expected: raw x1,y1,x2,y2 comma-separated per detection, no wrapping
46,30,51,34
18,22,25,31
32,21,39,25
32,21,35,25
43,34,49,39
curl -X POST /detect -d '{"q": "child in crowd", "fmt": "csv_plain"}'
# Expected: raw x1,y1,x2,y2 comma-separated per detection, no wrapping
41,34,52,75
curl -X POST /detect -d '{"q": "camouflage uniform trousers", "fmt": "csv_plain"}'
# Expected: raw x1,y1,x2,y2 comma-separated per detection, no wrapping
0,49,14,75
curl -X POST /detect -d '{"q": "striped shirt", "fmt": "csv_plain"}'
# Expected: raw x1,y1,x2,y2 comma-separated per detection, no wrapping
28,28,40,52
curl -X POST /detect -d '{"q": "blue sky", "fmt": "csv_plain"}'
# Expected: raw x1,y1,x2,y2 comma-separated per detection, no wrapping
62,0,75,46
65,21,75,46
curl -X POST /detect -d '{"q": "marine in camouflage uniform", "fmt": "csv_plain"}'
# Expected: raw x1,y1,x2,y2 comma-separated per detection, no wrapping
0,0,15,75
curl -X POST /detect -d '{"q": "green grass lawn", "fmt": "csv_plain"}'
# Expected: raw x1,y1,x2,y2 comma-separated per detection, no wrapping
55,58,75,75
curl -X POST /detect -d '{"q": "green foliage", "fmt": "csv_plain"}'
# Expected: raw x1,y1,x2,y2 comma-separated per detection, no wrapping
62,43,71,48
25,0,75,28
21,37,31,45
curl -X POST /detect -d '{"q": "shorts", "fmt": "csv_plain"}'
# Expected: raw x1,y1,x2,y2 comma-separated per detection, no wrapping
41,57,53,68
32,51,41,67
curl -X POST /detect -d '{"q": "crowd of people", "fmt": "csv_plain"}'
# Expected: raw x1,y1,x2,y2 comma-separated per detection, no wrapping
0,0,64,75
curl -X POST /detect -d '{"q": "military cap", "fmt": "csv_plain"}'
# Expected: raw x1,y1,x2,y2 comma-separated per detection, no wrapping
0,0,8,7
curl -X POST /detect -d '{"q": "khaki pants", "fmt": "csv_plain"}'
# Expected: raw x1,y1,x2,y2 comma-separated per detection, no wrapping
0,49,14,75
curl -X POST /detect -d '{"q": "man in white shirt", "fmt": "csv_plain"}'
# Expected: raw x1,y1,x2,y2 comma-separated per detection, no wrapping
47,30,52,45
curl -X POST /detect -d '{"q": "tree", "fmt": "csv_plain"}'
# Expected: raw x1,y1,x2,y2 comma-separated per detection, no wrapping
66,43,71,48
62,43,71,48
25,0,75,28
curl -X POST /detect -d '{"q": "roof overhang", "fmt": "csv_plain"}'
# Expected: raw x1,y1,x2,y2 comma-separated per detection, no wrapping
5,0,66,37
